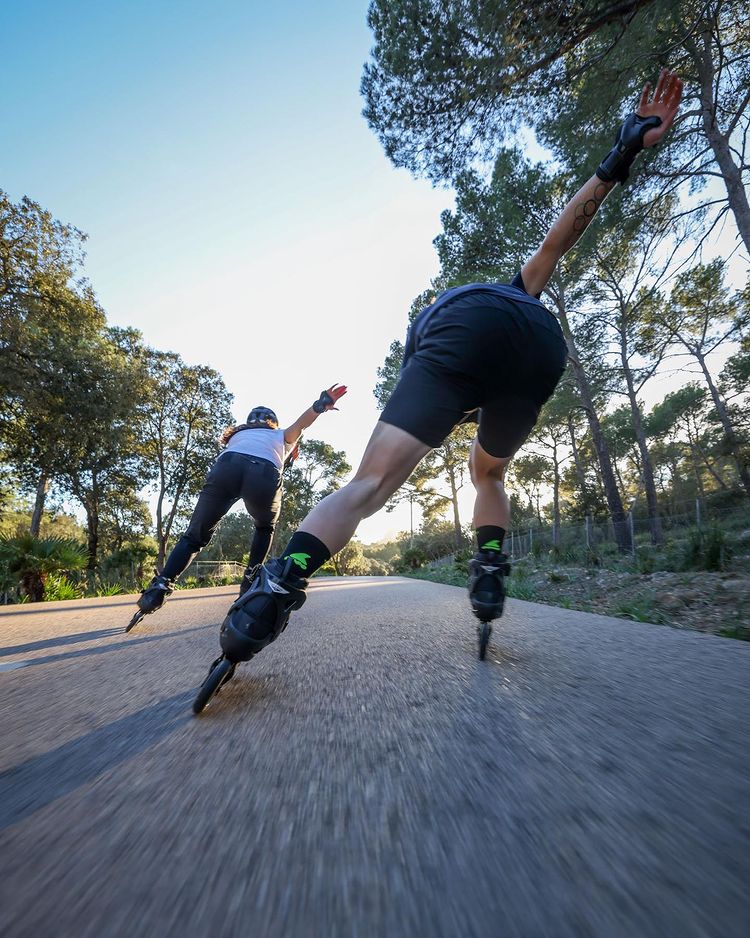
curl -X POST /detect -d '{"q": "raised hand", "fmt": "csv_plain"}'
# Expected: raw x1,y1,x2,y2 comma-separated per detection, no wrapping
637,68,683,147
323,383,347,410
312,384,348,413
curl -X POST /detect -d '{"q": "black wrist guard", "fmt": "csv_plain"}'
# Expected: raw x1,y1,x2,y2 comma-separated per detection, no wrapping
312,389,334,413
596,113,662,184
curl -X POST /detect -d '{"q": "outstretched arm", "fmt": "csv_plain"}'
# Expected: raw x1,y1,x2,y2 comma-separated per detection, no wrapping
520,69,683,298
284,384,347,445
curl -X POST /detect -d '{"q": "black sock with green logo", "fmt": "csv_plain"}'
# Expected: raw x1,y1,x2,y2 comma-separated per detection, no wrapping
476,526,506,554
279,532,331,577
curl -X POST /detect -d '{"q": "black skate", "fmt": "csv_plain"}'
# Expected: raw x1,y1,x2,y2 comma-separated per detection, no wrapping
192,655,237,714
191,558,308,714
237,563,260,598
126,574,174,632
468,550,511,659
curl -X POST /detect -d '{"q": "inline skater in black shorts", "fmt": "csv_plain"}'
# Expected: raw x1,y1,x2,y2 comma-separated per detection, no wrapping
128,384,346,626
213,70,683,664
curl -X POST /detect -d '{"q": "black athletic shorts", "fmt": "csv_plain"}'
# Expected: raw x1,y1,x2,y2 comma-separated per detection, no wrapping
380,289,568,458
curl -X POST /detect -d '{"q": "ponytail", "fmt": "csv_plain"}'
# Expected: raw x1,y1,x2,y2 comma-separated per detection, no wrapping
220,421,277,447
220,423,249,447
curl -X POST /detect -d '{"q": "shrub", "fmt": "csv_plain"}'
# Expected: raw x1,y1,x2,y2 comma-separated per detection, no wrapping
505,578,537,601
0,535,88,602
704,525,731,571
44,575,84,601
396,546,429,571
681,528,703,570
680,525,731,572
612,597,666,624
95,581,126,597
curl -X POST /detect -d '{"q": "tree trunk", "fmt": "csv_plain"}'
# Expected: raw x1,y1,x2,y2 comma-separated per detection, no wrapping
552,439,561,546
445,461,463,549
30,472,48,536
86,508,99,571
86,472,99,570
567,417,589,511
21,571,46,603
695,444,728,490
156,485,166,569
620,344,662,544
696,352,750,496
555,293,631,550
689,25,750,254
685,425,707,499
161,479,188,568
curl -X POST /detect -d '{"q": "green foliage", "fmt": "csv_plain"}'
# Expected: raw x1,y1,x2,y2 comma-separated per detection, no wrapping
0,499,86,540
680,525,731,572
273,438,351,550
394,425,473,539
704,526,731,572
200,512,255,562
331,540,372,576
504,577,537,602
0,534,88,602
137,348,234,566
362,0,660,181
406,564,467,588
0,191,108,531
373,339,405,409
612,597,666,624
94,581,126,597
397,545,428,571
363,1,750,253
43,575,84,601
392,520,472,572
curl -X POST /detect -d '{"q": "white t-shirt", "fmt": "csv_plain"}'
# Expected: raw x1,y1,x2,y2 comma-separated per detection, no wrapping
223,427,292,471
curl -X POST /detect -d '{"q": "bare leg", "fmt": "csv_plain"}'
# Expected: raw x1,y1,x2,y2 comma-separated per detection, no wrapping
300,421,431,553
468,438,513,625
469,438,512,530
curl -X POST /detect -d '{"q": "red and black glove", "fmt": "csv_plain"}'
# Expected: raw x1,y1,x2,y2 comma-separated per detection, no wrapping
312,383,347,413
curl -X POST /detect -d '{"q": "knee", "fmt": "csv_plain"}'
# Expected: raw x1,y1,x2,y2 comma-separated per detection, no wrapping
348,472,390,517
470,456,509,487
254,521,275,536
183,531,211,551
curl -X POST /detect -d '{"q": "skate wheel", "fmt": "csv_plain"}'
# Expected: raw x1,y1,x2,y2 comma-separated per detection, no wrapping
192,657,235,714
125,610,146,633
478,621,492,660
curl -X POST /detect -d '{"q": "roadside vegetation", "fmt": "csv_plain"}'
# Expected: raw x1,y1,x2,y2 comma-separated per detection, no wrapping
401,515,750,641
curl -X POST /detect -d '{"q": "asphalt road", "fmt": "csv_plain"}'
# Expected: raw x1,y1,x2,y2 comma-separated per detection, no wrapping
1,577,749,938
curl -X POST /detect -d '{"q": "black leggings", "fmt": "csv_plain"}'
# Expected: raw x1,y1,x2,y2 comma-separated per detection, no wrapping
161,452,282,580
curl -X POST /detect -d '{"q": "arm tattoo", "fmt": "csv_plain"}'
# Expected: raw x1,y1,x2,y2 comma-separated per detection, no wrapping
572,182,609,233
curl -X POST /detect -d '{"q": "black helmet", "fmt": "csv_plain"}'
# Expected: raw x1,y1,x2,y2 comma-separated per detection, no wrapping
246,406,278,427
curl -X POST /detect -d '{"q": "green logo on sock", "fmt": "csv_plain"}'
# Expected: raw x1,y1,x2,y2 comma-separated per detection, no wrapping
287,552,311,570
481,539,502,551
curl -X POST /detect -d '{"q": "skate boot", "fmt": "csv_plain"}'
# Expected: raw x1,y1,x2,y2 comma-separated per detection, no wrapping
468,550,511,623
126,573,175,632
137,574,175,614
219,557,308,663
237,563,260,598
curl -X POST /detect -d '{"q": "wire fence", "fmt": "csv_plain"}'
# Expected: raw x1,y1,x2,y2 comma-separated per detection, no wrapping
504,500,750,561
423,499,750,570
182,560,245,579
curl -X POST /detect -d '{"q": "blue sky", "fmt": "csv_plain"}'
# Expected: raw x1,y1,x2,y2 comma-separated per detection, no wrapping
2,0,453,541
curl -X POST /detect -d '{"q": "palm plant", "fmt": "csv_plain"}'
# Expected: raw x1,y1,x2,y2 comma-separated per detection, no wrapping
0,535,88,602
